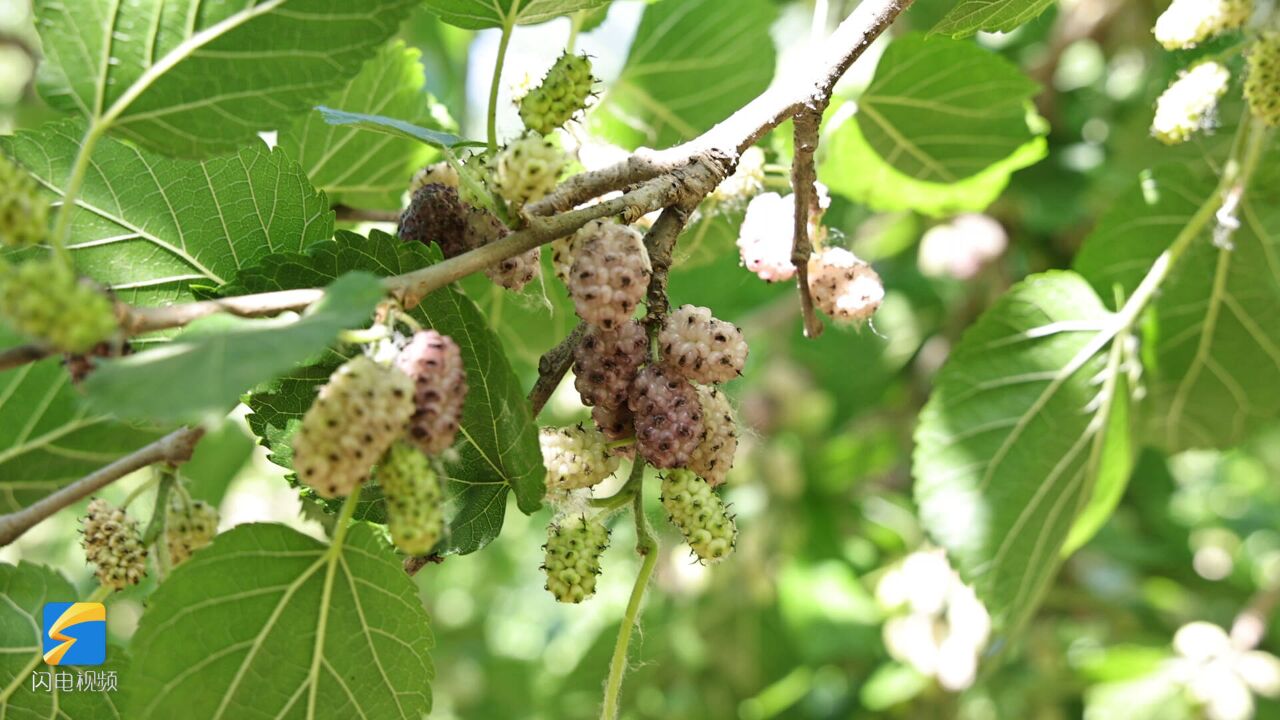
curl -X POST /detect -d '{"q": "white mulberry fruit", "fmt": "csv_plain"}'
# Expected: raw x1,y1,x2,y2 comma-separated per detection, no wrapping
1152,62,1232,145
1154,0,1251,50
592,404,635,442
543,513,609,603
493,135,566,207
292,355,414,499
165,497,219,567
629,364,704,468
659,305,748,384
0,153,48,248
573,320,648,410
737,186,830,283
0,258,117,353
82,499,147,590
519,53,596,135
808,248,884,325
568,221,650,331
376,442,446,556
1246,33,1280,128
688,385,738,487
710,146,765,207
399,183,469,258
464,206,539,291
394,330,469,456
540,424,620,491
410,162,459,193
660,470,737,563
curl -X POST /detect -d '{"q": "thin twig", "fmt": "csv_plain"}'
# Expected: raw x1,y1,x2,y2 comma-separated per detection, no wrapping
600,461,657,720
0,343,53,372
641,204,696,337
528,0,914,216
0,427,205,547
528,322,587,417
791,109,825,339
334,205,400,224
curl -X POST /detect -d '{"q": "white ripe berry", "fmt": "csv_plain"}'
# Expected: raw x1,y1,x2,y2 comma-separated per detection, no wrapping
917,214,1008,280
394,331,468,456
807,247,884,325
409,161,459,193
540,424,621,491
1152,62,1232,145
629,364,704,468
659,305,748,384
568,220,651,331
293,355,414,499
464,206,539,291
736,186,829,283
688,385,738,487
493,135,566,207
738,192,796,282
573,320,649,410
1154,0,1251,50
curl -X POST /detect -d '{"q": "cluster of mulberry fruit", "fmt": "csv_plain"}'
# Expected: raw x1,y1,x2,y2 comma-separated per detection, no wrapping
165,497,219,567
519,53,596,136
291,329,469,557
1152,62,1232,145
0,258,118,353
82,499,148,590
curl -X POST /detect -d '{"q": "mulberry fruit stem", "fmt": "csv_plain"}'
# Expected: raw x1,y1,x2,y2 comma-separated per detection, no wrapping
487,25,514,152
600,461,658,720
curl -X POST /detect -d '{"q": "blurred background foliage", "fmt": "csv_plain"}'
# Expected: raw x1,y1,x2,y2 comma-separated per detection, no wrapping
2,0,1279,718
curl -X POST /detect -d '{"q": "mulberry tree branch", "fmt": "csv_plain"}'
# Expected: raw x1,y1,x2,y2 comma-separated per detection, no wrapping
0,426,205,547
528,0,913,215
791,109,825,339
528,322,587,417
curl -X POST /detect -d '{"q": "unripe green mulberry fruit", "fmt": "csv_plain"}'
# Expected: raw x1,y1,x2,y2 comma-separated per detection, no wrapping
165,497,219,566
376,442,445,556
0,258,117,353
399,183,469,258
293,355,414,499
659,305,749,384
688,385,738,487
0,154,48,248
1153,0,1251,50
568,220,651,331
394,330,469,456
1246,33,1280,128
660,470,737,563
519,53,596,135
543,514,609,603
1152,62,1232,145
493,135,566,207
82,498,147,590
541,424,621,490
